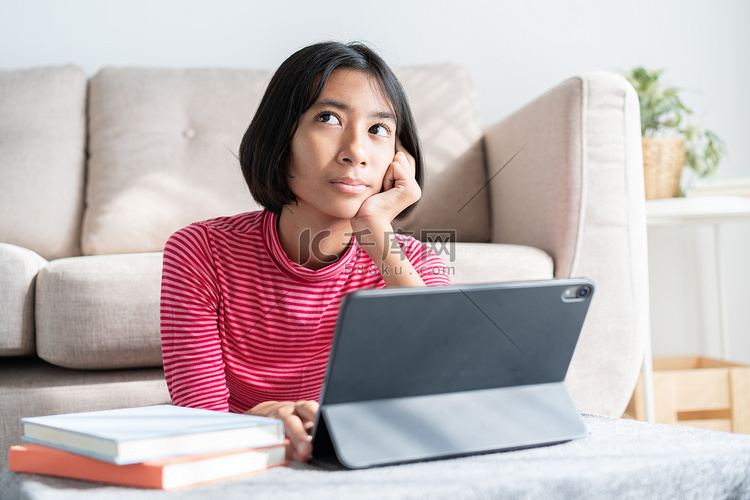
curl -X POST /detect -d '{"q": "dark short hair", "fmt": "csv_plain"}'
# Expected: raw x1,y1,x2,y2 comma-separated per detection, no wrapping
239,41,423,219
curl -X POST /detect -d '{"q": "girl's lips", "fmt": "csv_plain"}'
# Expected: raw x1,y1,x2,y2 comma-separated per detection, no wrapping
330,179,368,194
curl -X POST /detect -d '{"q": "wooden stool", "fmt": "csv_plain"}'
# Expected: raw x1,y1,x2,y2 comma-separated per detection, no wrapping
627,356,750,433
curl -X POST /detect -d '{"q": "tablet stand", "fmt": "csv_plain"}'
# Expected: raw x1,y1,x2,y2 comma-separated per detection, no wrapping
311,382,586,469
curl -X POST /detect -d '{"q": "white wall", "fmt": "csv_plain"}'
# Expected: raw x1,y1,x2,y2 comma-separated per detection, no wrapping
2,0,750,363
2,0,749,176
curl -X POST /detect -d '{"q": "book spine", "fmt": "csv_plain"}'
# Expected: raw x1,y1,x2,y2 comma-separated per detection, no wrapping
9,445,164,489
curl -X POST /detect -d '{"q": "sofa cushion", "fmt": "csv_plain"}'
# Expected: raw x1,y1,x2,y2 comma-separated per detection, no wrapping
437,242,553,285
35,252,164,369
0,244,47,356
0,357,169,470
82,64,490,256
0,66,87,259
33,243,549,371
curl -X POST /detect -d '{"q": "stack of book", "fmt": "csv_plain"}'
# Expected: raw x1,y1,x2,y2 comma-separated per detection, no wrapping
8,405,287,490
686,176,750,198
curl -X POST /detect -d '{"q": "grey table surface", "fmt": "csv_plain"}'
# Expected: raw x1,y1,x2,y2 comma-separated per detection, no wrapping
2,414,750,500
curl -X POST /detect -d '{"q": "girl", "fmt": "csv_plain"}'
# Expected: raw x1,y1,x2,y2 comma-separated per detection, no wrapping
160,41,451,463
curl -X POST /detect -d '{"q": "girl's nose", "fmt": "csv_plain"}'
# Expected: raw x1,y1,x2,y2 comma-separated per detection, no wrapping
338,127,368,167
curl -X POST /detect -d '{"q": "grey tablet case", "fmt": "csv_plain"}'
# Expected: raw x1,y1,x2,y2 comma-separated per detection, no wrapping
311,278,594,469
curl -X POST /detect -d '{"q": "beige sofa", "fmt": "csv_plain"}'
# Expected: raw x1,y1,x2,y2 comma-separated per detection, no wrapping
0,63,649,469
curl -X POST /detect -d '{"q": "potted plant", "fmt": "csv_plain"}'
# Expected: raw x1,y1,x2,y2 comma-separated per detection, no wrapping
625,67,726,199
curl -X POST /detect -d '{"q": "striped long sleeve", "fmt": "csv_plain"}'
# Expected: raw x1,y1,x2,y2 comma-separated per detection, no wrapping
160,210,451,413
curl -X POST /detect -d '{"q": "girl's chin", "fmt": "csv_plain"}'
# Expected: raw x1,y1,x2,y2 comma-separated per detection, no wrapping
298,201,365,223
334,205,365,221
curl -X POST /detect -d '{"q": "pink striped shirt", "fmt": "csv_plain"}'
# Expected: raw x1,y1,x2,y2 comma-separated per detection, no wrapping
160,209,451,413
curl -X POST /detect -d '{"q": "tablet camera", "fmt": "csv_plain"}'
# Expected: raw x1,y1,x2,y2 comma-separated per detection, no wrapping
563,285,592,302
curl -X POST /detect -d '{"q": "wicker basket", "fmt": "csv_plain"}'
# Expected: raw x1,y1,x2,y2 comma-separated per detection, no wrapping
642,137,685,199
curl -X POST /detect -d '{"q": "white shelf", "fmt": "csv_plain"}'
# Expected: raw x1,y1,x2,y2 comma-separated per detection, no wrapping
642,195,750,423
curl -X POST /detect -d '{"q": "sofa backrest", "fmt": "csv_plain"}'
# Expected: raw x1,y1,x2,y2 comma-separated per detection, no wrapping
1,64,490,259
82,68,267,256
80,64,491,256
393,65,489,243
0,66,87,260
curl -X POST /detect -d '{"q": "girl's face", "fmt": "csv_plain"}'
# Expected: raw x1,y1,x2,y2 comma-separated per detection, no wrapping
287,69,397,223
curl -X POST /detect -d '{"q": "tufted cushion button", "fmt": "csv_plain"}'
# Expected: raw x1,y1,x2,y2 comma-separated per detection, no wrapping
182,127,196,139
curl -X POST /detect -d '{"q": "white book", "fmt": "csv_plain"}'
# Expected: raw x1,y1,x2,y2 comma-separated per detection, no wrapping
21,405,284,465
687,176,750,197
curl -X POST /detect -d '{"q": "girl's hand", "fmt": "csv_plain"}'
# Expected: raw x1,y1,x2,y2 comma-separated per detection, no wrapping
246,400,319,462
352,138,421,225
350,138,426,288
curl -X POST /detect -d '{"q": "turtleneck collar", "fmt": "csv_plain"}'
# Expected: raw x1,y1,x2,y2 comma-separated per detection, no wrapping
262,209,358,282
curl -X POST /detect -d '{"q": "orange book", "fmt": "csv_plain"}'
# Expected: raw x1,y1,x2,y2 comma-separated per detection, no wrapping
9,442,288,490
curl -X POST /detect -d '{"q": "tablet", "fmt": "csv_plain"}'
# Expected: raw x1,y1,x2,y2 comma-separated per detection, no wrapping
310,278,594,469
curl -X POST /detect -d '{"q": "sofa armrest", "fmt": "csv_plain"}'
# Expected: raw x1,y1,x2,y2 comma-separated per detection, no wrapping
483,72,649,416
0,243,48,356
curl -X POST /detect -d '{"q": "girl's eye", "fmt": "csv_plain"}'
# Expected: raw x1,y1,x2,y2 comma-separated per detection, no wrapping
369,124,391,137
317,113,340,125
